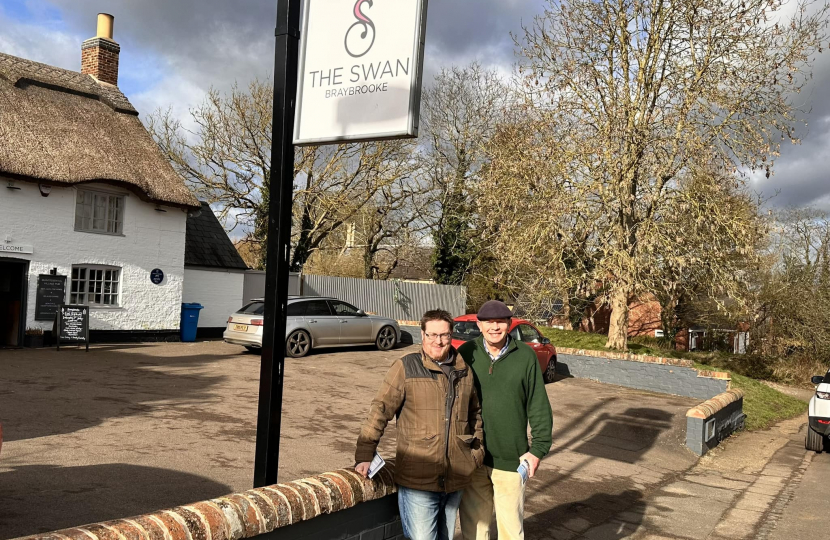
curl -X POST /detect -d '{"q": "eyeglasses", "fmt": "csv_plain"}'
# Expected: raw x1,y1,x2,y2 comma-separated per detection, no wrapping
424,332,452,342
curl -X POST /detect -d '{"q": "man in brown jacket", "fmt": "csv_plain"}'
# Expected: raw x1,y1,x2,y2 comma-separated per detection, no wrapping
355,309,484,540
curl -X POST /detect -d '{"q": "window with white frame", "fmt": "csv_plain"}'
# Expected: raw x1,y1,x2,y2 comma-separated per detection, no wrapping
75,189,125,234
70,266,121,306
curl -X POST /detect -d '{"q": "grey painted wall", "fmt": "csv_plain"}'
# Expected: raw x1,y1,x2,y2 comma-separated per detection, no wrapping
686,399,746,456
557,353,729,400
262,495,402,540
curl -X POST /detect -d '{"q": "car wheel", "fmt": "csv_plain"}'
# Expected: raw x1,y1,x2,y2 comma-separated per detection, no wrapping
286,330,311,358
806,425,824,453
376,326,396,351
543,356,557,384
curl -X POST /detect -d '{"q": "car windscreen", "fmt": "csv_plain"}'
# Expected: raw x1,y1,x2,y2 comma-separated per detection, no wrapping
453,321,481,341
238,301,265,315
824,371,830,384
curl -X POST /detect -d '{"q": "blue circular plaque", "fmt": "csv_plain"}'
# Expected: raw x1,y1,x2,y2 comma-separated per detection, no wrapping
150,268,164,285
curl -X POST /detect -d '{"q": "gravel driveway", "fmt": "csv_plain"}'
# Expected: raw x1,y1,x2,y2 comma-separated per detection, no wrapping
0,340,700,539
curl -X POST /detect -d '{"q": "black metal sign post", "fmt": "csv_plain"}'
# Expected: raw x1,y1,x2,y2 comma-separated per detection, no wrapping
253,0,302,488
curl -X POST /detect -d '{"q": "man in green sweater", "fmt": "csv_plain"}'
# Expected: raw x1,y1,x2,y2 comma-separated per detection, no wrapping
458,300,553,540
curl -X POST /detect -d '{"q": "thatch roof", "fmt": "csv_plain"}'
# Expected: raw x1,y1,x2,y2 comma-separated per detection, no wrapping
0,52,200,209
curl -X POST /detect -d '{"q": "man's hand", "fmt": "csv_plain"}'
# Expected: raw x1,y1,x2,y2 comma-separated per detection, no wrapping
355,462,371,478
520,452,541,478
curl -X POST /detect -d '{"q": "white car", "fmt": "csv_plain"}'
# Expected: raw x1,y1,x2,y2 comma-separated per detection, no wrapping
806,369,830,453
223,296,400,358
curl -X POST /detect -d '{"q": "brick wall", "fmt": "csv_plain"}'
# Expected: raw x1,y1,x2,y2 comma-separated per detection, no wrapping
12,466,403,540
577,294,663,337
81,38,120,86
555,347,730,400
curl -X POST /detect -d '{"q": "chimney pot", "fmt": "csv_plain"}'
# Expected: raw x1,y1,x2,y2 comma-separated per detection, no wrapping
96,13,114,40
81,13,120,86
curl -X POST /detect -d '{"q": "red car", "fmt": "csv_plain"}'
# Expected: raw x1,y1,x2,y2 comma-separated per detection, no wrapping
451,315,558,383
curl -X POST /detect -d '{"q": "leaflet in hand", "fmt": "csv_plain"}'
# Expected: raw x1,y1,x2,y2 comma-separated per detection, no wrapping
368,452,386,479
517,459,530,485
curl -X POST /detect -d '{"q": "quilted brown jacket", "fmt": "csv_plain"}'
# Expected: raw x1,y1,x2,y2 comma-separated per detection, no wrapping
355,348,485,493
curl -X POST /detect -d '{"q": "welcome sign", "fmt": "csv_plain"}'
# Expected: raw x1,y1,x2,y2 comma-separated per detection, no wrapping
293,0,428,145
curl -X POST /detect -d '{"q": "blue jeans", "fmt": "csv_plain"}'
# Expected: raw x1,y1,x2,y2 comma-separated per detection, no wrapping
398,486,463,540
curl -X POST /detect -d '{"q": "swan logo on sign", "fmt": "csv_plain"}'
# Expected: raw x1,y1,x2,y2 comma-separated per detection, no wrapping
345,0,376,58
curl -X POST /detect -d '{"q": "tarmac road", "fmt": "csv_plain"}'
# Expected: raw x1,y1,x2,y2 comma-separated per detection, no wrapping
768,430,830,540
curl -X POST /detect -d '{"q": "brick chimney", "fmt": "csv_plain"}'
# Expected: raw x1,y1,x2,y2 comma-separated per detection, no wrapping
81,13,120,86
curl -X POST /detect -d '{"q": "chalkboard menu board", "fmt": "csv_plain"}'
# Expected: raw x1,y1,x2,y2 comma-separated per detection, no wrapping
35,274,66,321
57,304,89,351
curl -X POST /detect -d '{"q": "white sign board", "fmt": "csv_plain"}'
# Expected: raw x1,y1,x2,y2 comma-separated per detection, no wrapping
293,0,428,145
0,243,33,254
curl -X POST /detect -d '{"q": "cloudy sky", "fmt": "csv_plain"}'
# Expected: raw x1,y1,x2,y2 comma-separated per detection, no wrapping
0,0,827,209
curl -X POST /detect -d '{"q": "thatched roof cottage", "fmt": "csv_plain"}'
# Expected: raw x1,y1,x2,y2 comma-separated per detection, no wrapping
0,14,203,346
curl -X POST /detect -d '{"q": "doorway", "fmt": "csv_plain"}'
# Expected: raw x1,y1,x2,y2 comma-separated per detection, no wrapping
0,258,28,347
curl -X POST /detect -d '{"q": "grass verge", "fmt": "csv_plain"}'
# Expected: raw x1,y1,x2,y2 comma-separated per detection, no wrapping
538,327,808,431
694,364,808,431
540,327,693,359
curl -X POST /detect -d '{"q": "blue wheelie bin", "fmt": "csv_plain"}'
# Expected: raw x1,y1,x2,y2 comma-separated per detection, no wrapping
180,303,204,342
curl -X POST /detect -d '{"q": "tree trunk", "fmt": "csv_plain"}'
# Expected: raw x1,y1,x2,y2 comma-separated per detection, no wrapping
605,287,630,350
561,296,573,330
289,206,314,271
363,245,374,279
659,299,676,342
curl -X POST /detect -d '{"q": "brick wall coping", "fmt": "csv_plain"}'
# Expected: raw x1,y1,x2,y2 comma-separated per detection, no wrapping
12,465,397,540
556,346,694,367
555,347,731,381
686,389,745,419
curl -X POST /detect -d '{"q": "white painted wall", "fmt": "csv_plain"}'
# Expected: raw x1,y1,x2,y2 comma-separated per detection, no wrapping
0,179,188,331
182,268,245,328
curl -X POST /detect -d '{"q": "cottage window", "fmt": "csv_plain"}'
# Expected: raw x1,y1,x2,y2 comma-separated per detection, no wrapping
75,189,124,234
70,266,121,306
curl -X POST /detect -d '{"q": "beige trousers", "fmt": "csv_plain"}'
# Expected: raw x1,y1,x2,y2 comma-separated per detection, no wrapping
459,466,525,540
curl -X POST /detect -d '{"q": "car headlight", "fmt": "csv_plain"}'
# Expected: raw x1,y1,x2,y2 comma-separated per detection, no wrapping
817,391,830,400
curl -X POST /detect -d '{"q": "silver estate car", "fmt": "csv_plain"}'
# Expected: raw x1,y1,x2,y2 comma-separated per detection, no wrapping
223,296,400,358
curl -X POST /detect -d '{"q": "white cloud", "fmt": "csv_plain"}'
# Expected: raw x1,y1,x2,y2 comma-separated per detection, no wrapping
0,7,79,69
2,0,828,214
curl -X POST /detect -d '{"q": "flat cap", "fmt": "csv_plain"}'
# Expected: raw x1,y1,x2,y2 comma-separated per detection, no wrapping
477,300,513,320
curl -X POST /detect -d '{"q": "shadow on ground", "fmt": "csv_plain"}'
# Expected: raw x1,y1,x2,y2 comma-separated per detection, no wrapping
0,345,234,442
525,489,646,539
240,342,412,357
0,463,232,539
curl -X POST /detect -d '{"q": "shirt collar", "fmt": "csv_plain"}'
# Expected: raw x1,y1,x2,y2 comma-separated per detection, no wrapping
483,335,510,362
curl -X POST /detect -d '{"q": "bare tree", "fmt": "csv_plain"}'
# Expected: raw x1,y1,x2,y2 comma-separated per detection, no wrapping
642,167,766,339
504,0,828,349
148,79,416,271
290,142,416,271
420,63,512,285
358,175,431,279
744,207,830,377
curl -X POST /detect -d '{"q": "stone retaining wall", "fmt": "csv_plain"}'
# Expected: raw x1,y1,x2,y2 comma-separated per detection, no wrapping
686,389,746,456
12,466,401,540
555,347,730,400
